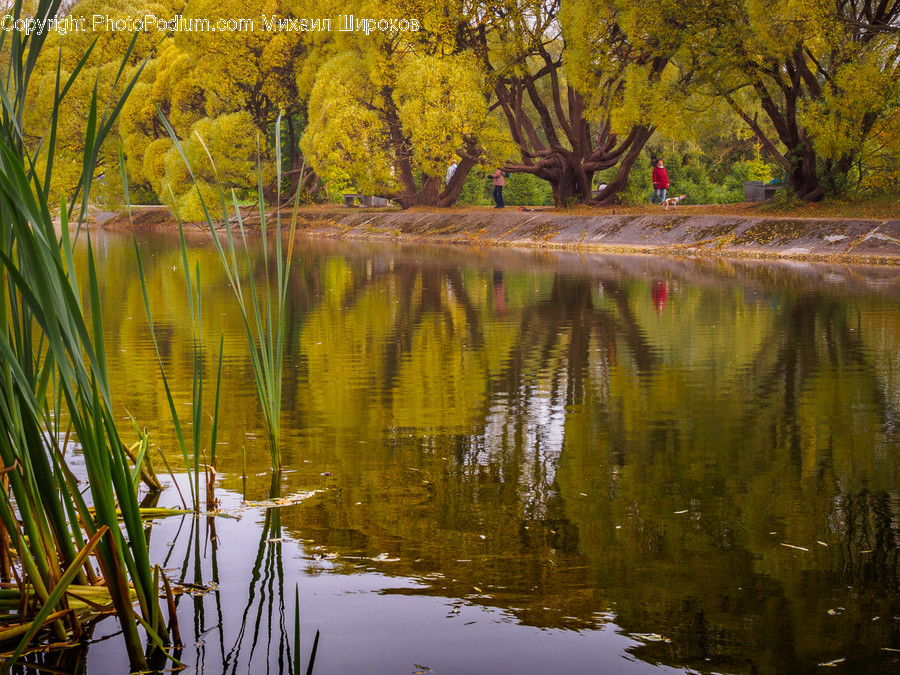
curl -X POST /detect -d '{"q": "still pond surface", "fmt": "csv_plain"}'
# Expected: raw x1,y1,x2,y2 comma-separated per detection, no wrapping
75,229,900,674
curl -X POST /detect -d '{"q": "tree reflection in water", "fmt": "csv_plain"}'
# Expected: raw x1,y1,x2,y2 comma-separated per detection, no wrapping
88,234,900,672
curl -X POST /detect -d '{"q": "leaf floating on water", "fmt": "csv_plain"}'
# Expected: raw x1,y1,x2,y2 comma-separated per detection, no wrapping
177,581,219,597
674,510,688,514
817,541,828,547
882,648,900,652
818,658,845,666
828,609,837,615
243,490,324,510
633,633,671,643
373,553,399,562
860,549,874,554
138,507,192,520
474,587,483,594
780,543,809,552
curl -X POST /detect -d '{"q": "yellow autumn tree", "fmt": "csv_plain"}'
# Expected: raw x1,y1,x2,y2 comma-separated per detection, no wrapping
120,0,323,215
690,0,900,199
301,0,513,208
24,0,170,206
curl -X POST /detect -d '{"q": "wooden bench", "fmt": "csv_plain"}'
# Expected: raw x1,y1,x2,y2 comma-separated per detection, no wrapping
745,181,783,202
763,185,782,200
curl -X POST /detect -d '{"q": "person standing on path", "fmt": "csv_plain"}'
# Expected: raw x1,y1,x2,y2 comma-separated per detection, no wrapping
492,168,506,208
446,159,457,185
651,159,669,205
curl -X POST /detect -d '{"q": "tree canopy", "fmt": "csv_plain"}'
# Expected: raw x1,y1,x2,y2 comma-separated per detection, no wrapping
16,0,900,211
300,0,514,207
691,0,900,199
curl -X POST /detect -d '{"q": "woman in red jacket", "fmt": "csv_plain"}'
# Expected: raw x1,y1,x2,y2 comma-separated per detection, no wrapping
652,159,669,204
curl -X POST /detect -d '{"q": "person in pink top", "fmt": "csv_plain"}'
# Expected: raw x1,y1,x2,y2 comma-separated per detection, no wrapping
491,168,506,208
651,159,669,204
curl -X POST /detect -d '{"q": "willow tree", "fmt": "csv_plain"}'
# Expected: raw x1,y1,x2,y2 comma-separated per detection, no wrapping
301,0,513,208
697,0,900,200
462,0,695,206
120,0,319,216
24,0,166,204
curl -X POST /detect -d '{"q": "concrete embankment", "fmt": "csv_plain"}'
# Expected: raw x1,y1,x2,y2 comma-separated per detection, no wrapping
104,207,900,264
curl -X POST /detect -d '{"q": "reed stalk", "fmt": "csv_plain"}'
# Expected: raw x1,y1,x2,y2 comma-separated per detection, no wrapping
155,109,299,473
0,2,169,669
120,148,225,512
295,584,320,675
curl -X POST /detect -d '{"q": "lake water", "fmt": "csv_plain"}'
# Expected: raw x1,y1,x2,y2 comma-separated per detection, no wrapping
74,229,900,673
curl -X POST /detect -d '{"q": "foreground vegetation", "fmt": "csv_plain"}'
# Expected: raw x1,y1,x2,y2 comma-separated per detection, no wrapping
0,0,176,669
0,0,306,669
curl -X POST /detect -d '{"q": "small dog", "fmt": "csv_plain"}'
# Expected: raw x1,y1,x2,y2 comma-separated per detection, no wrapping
662,195,687,210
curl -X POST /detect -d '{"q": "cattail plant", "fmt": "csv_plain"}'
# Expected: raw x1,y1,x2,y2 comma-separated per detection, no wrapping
0,1,172,669
155,109,301,473
122,146,225,513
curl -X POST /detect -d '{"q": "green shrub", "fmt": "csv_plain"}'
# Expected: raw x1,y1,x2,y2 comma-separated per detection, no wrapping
504,172,553,206
458,170,492,206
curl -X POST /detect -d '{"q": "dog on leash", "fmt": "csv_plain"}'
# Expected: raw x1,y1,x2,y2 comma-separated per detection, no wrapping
662,195,687,210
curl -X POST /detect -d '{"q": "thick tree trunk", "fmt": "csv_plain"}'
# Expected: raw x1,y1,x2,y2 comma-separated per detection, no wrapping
589,126,654,206
381,102,478,209
788,142,823,201
548,157,593,206
420,176,441,205
437,157,475,206
546,169,582,205
493,37,663,209
387,152,478,208
730,100,824,202
504,124,655,207
731,49,827,203
391,174,444,209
